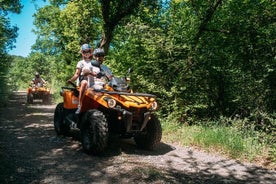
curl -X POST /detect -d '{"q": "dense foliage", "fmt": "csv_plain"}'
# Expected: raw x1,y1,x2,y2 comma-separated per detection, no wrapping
4,0,276,132
109,0,276,124
0,0,22,103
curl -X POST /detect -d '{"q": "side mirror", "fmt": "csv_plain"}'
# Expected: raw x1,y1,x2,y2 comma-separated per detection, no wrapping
68,80,77,88
125,67,133,77
128,68,133,74
125,68,133,82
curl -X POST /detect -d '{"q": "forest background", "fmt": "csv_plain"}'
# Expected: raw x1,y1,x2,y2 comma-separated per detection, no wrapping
0,0,275,168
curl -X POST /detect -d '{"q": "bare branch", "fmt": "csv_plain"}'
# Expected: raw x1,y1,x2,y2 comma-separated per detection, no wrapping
194,0,224,43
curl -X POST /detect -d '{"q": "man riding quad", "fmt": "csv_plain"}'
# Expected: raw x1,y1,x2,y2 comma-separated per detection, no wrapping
27,72,51,104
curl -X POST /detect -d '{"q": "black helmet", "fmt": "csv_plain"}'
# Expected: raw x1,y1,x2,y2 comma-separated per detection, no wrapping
93,48,105,57
91,60,100,67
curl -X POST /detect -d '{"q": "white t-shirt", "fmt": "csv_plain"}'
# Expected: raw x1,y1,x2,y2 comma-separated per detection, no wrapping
76,60,112,89
92,66,105,90
76,59,107,89
76,59,93,86
32,77,45,87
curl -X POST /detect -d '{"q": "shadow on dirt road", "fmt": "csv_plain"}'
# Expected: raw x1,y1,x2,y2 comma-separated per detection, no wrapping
0,91,275,184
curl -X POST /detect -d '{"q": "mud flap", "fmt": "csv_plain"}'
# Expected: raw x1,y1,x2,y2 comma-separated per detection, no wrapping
123,110,133,132
140,112,151,131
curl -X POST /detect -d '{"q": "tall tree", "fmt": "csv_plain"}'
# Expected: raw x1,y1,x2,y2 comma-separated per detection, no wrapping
108,0,275,121
99,0,160,52
0,0,22,105
99,0,142,52
0,0,22,53
33,0,101,62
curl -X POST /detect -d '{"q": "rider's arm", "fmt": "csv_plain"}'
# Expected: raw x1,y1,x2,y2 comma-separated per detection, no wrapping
68,68,81,83
82,68,97,76
42,78,46,84
30,80,35,86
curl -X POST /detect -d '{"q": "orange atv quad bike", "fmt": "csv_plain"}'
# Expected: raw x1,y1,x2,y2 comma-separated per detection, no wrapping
27,83,51,104
54,68,162,155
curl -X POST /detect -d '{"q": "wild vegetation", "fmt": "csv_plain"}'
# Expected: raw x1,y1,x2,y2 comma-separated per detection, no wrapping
1,0,275,167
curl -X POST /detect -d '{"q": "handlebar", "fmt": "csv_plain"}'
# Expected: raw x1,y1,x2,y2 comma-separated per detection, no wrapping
67,80,77,88
62,86,76,90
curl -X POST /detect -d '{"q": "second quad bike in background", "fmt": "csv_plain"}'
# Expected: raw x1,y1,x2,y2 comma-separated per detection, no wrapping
27,83,51,104
54,68,162,155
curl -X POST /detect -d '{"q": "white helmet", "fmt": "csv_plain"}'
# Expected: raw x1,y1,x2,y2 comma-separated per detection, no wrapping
80,43,92,59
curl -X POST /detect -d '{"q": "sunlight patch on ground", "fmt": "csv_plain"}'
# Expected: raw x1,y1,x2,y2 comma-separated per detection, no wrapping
27,105,56,109
70,143,81,150
25,123,52,128
25,113,53,117
17,136,27,139
52,148,64,155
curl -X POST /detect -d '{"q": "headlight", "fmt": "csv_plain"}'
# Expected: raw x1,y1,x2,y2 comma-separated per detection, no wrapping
150,101,158,111
107,98,116,108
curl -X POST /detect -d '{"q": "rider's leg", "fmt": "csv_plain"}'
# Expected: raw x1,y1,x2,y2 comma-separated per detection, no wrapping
76,80,88,114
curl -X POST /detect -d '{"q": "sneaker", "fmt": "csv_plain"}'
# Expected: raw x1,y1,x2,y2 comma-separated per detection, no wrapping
75,105,81,114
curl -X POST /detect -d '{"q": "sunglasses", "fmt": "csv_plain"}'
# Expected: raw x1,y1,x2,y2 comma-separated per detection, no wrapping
82,50,90,54
95,54,105,57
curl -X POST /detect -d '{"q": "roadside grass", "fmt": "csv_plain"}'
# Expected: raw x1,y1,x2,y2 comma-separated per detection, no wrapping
161,118,274,167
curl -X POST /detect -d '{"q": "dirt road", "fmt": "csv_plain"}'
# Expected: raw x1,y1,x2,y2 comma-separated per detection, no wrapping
0,91,275,184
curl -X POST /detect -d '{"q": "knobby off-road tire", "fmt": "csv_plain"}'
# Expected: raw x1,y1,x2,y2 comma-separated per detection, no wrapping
43,94,51,104
54,103,70,135
27,94,33,104
81,109,108,155
134,114,162,150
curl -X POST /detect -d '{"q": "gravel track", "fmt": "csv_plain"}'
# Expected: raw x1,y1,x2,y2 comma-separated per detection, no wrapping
0,91,275,184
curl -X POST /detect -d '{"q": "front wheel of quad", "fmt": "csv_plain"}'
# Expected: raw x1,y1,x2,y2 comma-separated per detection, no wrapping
134,114,162,150
27,93,33,104
43,94,51,104
81,109,108,155
54,103,70,135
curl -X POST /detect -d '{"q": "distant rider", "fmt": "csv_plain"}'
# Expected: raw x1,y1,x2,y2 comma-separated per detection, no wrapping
32,72,46,87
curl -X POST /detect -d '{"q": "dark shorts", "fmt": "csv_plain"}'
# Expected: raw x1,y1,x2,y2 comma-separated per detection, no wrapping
79,75,87,82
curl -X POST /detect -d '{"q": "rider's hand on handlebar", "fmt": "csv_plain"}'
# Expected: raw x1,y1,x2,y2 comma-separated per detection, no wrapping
96,71,105,78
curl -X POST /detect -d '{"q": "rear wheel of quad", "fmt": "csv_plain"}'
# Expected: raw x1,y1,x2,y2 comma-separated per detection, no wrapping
134,114,162,150
81,109,108,155
27,94,33,104
54,103,70,135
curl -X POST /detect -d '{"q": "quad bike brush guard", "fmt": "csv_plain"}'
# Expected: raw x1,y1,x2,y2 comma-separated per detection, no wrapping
54,69,162,155
27,84,51,104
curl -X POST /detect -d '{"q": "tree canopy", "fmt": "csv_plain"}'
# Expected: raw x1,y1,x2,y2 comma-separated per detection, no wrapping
0,0,22,103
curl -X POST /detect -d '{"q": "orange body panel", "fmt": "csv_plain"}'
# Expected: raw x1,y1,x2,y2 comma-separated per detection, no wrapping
85,88,155,109
63,91,78,109
61,86,156,111
27,86,51,94
81,95,100,112
27,87,32,93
